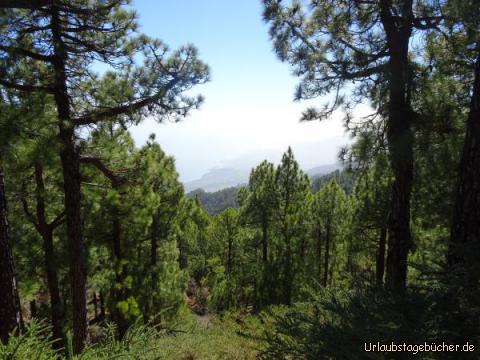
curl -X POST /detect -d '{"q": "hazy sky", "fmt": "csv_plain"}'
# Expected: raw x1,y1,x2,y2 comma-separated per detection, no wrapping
129,0,354,182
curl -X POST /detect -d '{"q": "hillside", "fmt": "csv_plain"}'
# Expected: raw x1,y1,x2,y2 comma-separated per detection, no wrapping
187,187,241,214
188,168,353,215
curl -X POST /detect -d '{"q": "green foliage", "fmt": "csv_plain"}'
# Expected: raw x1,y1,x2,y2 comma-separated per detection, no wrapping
312,169,354,194
2,1,480,358
187,187,240,215
261,288,434,360
1,314,263,360
309,179,352,288
0,321,61,359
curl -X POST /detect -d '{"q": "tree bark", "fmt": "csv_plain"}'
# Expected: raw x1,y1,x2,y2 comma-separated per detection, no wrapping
376,225,387,286
261,219,268,263
0,164,23,343
30,300,37,319
380,0,414,292
99,291,106,320
50,4,87,352
92,292,98,319
448,49,480,270
31,163,64,346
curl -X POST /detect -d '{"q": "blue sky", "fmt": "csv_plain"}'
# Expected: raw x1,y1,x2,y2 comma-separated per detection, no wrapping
129,0,354,182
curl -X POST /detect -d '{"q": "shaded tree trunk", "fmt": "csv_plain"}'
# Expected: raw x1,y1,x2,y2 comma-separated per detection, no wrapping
316,225,322,281
284,238,292,305
150,211,159,266
323,218,331,287
261,219,268,263
144,209,160,321
31,163,64,347
177,236,187,270
50,5,87,352
449,49,480,270
30,300,37,319
227,232,233,274
376,225,387,286
99,291,106,320
111,203,128,338
41,227,64,346
0,164,23,343
380,0,414,292
92,292,98,319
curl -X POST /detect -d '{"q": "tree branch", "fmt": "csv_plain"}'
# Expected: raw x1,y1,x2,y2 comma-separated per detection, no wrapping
80,157,126,186
0,78,54,93
413,16,443,30
20,184,39,231
0,0,50,9
49,211,66,230
0,45,54,62
73,77,181,125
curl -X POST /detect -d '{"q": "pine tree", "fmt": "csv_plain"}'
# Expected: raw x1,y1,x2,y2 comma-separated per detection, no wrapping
274,147,311,304
0,1,208,351
0,163,23,343
311,179,350,288
446,0,480,274
263,0,444,291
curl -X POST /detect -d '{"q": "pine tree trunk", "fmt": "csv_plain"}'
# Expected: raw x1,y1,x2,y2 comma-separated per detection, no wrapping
144,209,159,321
449,49,480,270
33,163,64,346
51,5,87,352
316,224,322,280
58,131,87,352
92,292,98,319
177,236,187,269
376,225,387,286
323,218,331,287
99,291,106,320
261,219,268,263
0,164,23,343
150,211,159,266
30,300,37,319
227,232,233,274
112,204,128,338
380,1,414,292
284,238,292,305
42,228,64,346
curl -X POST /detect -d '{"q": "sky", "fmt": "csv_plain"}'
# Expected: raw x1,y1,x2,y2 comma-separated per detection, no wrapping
128,0,354,182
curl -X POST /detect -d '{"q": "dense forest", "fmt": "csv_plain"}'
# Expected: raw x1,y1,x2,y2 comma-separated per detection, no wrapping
187,169,353,215
0,0,479,359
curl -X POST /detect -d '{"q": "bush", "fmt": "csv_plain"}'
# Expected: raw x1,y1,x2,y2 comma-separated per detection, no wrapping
260,286,479,360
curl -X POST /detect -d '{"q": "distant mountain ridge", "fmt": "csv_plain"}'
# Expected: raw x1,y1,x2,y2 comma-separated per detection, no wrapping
184,163,341,193
184,168,249,193
186,166,351,215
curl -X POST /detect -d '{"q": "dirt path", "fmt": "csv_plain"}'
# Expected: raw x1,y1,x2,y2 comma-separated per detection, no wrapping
194,313,213,329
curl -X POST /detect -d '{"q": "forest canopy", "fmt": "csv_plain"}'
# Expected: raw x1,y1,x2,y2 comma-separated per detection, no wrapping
0,0,479,359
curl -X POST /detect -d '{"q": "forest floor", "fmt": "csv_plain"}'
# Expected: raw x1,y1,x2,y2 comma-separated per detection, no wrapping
153,280,262,359
155,310,262,359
